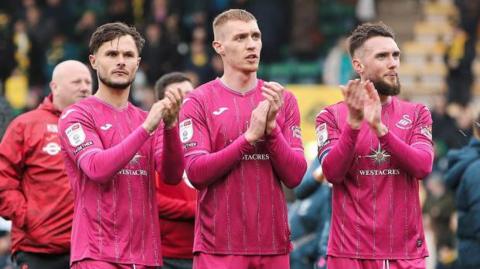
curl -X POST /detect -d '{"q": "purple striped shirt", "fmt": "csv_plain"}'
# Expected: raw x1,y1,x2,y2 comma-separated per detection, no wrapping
179,79,306,255
58,96,183,266
316,96,433,259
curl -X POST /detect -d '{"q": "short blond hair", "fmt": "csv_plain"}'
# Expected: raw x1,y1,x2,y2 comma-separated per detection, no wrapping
213,9,256,39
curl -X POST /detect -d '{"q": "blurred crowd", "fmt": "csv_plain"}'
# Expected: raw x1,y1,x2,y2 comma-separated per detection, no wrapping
0,0,366,116
0,0,292,112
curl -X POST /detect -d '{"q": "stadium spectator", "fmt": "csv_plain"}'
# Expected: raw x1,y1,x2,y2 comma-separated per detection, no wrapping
445,111,480,269
0,60,92,269
154,72,197,269
289,158,331,269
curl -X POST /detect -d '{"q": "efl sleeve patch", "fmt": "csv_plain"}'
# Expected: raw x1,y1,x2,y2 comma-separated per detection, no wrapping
316,123,328,147
291,126,302,139
420,126,432,140
179,118,193,143
65,123,86,147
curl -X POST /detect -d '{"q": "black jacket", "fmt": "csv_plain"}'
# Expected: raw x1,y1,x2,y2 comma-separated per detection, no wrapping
445,138,480,268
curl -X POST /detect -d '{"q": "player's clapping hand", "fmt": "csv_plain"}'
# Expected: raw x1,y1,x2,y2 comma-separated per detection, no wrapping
363,81,381,126
262,81,284,134
363,81,388,136
142,100,166,134
245,100,269,145
162,87,184,129
341,79,366,129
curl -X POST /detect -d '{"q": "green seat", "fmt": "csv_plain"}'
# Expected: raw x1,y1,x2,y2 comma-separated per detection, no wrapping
294,61,322,84
269,62,294,84
257,64,270,80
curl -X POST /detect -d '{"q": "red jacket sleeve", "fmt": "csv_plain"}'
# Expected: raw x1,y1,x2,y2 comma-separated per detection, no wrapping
155,174,196,220
157,193,196,220
0,118,28,228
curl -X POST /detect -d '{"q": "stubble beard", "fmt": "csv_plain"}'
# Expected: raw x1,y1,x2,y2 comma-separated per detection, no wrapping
98,73,134,90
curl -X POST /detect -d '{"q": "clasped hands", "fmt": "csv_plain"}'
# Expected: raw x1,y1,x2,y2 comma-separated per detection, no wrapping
245,82,284,144
341,79,388,137
142,87,185,134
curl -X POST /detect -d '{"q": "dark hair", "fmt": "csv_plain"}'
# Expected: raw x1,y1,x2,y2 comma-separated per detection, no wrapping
154,72,191,100
89,22,145,54
348,22,395,57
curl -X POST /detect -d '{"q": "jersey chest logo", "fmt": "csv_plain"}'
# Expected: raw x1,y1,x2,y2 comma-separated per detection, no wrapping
212,107,228,116
395,114,413,130
100,123,113,130
367,144,391,165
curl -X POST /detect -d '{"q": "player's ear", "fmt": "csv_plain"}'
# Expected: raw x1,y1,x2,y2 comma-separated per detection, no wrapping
212,40,224,56
89,54,97,70
352,58,363,75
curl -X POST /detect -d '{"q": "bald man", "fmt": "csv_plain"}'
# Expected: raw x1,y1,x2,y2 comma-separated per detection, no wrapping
0,60,92,269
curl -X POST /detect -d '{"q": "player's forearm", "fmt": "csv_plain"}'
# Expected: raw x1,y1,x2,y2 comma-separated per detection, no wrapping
321,124,359,184
185,135,255,189
158,126,184,185
0,190,27,228
79,126,150,183
379,131,433,179
265,126,307,188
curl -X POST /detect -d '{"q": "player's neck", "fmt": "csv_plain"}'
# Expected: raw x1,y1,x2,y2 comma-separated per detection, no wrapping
220,71,257,93
95,84,131,108
379,94,391,105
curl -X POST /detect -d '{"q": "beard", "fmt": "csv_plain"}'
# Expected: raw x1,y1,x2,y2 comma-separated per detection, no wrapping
98,73,134,90
372,75,401,96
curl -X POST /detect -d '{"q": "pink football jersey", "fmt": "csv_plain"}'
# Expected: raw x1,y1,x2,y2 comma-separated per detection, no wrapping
316,97,433,259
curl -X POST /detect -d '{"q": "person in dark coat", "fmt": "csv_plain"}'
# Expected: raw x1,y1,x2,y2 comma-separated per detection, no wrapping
445,112,480,269
289,158,331,269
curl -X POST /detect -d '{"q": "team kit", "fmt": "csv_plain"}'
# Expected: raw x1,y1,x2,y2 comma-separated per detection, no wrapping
0,8,434,269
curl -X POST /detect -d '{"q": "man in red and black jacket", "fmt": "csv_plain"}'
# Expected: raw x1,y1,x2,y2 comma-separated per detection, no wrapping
0,60,92,269
155,72,197,269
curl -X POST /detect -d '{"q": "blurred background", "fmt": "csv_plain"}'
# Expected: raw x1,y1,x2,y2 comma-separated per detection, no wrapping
0,0,479,268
